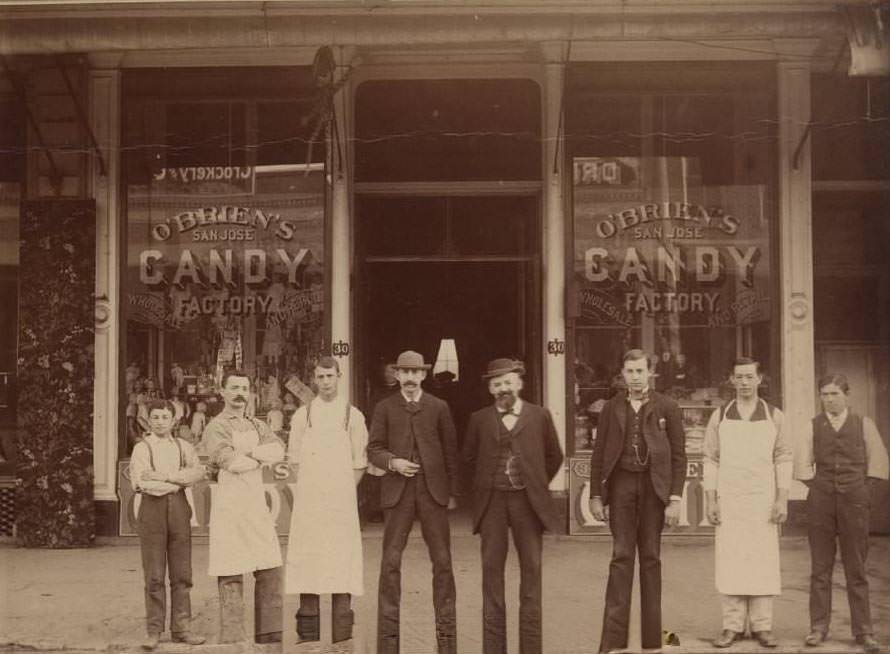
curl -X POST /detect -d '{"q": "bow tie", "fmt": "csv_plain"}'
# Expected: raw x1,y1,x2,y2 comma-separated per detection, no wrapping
499,409,517,417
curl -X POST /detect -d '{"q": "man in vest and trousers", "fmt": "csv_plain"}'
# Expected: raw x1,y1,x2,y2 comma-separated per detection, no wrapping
285,356,368,644
794,373,889,654
590,349,687,654
704,357,793,648
202,370,286,644
463,357,564,654
368,350,461,654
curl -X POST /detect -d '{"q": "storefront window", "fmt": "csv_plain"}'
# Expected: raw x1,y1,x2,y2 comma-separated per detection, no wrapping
122,69,325,454
566,64,778,533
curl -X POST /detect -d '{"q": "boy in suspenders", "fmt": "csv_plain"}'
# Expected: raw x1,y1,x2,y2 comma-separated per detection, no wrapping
129,400,207,650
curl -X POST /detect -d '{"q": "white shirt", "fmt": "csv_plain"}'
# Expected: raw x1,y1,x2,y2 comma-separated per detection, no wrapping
827,409,849,432
401,389,423,404
129,433,204,496
499,398,523,431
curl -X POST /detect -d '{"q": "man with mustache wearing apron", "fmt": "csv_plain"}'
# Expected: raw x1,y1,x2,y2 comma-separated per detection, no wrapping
285,356,368,644
202,370,286,644
704,357,793,649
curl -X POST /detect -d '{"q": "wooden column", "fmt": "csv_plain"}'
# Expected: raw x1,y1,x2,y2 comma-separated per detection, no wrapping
777,52,816,501
542,43,568,493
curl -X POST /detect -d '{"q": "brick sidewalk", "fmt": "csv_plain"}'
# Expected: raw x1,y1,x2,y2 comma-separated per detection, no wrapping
2,528,888,654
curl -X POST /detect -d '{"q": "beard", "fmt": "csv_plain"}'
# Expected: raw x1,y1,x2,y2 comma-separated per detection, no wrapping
495,390,517,410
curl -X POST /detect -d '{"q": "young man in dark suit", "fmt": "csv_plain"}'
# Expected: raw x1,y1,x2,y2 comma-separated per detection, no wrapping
463,358,564,654
589,349,687,653
367,350,460,654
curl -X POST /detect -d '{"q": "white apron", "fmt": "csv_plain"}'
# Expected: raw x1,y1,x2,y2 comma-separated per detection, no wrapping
714,399,781,596
208,427,283,577
285,400,363,596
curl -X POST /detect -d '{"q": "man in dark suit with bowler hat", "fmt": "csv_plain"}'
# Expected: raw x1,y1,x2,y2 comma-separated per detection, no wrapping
590,349,686,653
368,350,460,654
463,358,564,654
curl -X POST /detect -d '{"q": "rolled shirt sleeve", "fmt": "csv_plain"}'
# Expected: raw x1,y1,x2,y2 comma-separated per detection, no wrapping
350,407,369,469
771,407,793,490
864,416,890,481
702,409,721,492
287,406,308,466
202,420,238,470
793,419,816,482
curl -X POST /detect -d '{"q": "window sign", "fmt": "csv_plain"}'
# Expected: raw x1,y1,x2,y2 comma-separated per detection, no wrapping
123,92,325,454
571,156,774,532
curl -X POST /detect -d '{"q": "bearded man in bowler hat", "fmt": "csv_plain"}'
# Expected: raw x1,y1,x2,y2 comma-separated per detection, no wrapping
463,358,564,654
367,350,460,654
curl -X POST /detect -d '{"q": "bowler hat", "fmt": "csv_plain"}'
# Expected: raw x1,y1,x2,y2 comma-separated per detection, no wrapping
392,350,431,370
482,358,526,379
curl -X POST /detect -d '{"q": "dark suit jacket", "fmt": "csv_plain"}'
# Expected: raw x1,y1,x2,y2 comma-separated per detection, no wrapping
463,401,564,534
589,390,686,506
367,391,460,508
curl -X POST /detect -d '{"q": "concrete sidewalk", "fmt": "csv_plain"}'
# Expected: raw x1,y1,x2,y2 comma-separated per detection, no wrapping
2,527,888,654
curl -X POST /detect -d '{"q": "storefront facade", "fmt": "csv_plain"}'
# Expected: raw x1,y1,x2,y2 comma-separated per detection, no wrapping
0,1,887,540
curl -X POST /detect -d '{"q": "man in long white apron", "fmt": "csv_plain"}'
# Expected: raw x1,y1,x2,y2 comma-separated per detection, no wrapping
285,356,368,644
202,370,286,644
704,357,793,648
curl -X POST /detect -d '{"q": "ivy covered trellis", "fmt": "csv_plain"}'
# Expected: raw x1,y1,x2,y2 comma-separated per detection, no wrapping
16,200,96,547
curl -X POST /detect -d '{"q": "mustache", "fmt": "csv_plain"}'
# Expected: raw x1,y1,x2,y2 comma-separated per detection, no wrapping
233,395,248,402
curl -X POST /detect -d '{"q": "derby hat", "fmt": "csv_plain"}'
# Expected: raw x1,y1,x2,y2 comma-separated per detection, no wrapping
482,357,526,379
392,350,432,370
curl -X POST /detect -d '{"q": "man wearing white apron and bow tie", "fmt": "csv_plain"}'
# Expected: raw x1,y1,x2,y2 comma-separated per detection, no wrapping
704,357,793,649
202,370,286,644
285,356,368,644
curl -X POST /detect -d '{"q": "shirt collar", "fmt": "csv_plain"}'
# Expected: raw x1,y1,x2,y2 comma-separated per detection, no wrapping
146,431,174,442
221,407,246,420
627,387,650,404
827,408,849,425
401,389,423,404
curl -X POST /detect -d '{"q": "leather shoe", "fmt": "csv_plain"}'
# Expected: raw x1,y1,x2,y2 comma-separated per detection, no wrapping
172,632,206,645
255,631,282,644
141,633,160,651
855,634,881,654
805,631,828,647
754,631,778,648
714,630,741,648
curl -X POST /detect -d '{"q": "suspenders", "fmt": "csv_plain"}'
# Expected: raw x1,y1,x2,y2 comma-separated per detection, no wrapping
306,400,352,430
141,437,185,472
135,437,186,496
719,398,775,425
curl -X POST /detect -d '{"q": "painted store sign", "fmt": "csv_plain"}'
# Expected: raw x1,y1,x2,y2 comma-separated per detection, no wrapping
573,156,771,328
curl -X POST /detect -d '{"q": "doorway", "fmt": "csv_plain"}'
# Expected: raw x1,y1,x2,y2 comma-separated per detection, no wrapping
355,194,542,449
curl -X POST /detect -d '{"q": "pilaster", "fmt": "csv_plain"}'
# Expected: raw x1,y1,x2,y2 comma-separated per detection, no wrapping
777,57,815,499
542,42,568,492
88,64,121,502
